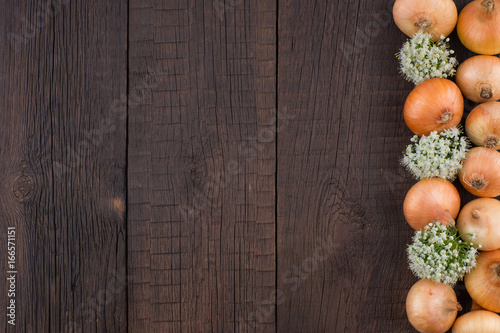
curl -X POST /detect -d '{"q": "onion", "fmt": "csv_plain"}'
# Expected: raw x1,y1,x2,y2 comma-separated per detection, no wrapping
464,249,500,312
457,0,500,55
459,147,500,197
456,55,500,103
403,178,460,230
404,78,463,136
452,310,500,332
393,0,458,41
466,102,500,150
406,279,461,333
457,198,500,251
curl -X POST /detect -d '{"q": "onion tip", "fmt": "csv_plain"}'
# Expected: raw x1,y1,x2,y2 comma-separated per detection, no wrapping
480,84,494,99
415,20,433,29
437,109,453,124
482,0,495,12
472,177,488,190
484,136,499,148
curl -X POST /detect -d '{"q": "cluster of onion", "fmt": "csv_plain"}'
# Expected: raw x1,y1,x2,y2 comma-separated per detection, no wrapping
457,199,500,331
453,0,500,198
454,2,500,324
456,49,500,325
394,0,500,331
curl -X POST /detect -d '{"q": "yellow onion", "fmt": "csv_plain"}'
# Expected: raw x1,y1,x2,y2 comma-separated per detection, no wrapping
403,178,460,230
459,147,500,197
464,249,500,312
393,0,458,41
406,279,461,333
457,0,500,55
404,78,463,136
452,310,500,332
465,102,500,150
457,198,500,251
456,56,500,103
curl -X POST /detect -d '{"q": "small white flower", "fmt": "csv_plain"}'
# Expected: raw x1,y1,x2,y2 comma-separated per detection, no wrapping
401,127,469,181
407,223,479,285
397,31,458,85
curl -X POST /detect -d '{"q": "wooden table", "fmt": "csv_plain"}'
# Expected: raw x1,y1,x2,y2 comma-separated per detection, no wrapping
0,0,478,332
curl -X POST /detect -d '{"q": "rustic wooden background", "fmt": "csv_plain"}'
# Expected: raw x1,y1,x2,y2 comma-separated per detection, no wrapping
0,0,480,332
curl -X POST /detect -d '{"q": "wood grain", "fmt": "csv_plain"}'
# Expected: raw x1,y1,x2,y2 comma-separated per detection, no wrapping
0,0,127,332
127,1,277,332
276,0,417,331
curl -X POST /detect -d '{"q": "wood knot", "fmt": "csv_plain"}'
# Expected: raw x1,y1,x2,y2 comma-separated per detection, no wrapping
111,197,125,219
13,175,33,199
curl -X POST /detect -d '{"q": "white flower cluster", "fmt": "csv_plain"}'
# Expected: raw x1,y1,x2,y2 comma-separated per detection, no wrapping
401,127,469,181
397,30,458,85
407,222,479,286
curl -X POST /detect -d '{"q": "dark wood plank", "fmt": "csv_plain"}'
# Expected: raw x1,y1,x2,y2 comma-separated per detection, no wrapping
127,1,277,331
0,1,128,332
277,0,418,331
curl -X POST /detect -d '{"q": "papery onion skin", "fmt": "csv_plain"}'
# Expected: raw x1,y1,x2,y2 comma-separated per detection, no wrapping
404,78,463,136
465,102,500,150
457,198,500,251
465,249,500,312
456,56,500,103
403,178,460,230
393,0,458,41
459,147,500,197
457,0,500,55
452,310,500,333
406,279,461,333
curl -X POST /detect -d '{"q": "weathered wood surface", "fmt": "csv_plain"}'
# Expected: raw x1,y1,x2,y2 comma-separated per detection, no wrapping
0,0,128,332
127,1,277,332
276,1,415,331
0,0,481,332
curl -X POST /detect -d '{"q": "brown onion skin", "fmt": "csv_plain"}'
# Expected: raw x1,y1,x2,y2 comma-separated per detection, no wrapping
456,56,500,103
459,147,500,197
464,249,500,312
457,198,500,251
406,279,461,333
393,0,458,41
465,102,500,150
404,78,463,136
403,178,460,230
457,0,500,55
452,310,500,332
